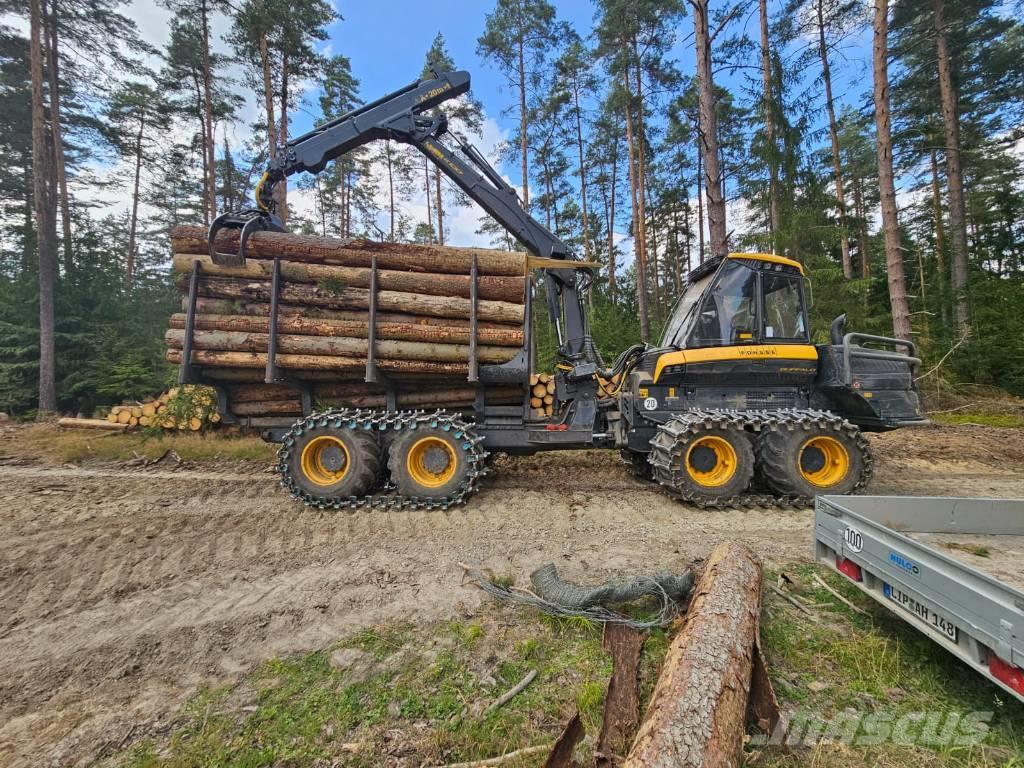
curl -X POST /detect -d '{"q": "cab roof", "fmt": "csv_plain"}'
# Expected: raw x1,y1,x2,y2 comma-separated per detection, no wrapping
727,252,804,274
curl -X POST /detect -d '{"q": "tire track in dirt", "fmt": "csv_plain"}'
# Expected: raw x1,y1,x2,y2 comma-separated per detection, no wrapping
1,426,1023,767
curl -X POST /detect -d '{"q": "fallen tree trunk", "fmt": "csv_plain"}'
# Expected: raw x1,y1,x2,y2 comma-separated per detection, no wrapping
172,253,526,303
165,328,518,364
181,276,525,324
171,225,527,276
182,298,520,331
166,348,468,375
623,542,764,768
58,417,129,431
168,312,524,347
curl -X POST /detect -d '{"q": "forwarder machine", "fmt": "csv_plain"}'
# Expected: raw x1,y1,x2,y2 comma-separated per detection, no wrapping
201,66,926,510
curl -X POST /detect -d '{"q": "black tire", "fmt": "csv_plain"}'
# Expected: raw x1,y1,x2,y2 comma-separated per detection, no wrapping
388,426,472,498
662,427,756,501
286,425,382,500
756,424,867,497
621,449,653,480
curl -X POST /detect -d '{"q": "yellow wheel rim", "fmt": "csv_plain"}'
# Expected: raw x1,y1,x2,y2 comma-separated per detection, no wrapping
685,435,738,487
406,436,458,489
299,435,350,487
799,436,850,488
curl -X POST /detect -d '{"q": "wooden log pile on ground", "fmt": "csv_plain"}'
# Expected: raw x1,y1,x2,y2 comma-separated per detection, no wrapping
105,386,221,431
167,226,532,421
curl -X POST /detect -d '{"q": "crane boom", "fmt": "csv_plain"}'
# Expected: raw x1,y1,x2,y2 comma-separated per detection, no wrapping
208,66,594,362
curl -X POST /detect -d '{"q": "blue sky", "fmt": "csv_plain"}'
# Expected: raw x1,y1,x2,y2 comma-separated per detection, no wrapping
103,0,876,246
293,0,873,185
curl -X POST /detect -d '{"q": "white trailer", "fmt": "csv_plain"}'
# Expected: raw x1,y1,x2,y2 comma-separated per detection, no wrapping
813,495,1024,704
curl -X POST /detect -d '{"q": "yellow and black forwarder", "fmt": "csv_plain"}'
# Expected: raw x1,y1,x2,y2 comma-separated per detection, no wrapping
198,67,925,510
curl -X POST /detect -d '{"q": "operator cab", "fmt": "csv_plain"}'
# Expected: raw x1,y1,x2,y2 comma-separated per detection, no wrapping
659,254,809,350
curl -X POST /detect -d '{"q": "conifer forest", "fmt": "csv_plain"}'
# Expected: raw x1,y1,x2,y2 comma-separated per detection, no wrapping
3,0,1024,416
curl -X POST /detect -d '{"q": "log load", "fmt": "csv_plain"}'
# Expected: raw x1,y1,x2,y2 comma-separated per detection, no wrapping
166,226,535,423
172,253,525,302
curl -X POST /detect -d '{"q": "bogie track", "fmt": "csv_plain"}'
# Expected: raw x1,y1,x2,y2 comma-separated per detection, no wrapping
647,409,873,509
277,409,488,511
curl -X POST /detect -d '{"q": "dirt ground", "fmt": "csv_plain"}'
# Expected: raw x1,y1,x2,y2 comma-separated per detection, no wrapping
1,423,1023,767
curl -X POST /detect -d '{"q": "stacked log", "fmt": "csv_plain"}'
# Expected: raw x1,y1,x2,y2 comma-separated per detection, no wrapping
105,386,222,431
166,226,531,421
529,372,556,419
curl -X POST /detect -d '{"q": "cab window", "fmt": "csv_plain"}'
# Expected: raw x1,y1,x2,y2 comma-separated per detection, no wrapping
762,273,807,341
687,260,758,347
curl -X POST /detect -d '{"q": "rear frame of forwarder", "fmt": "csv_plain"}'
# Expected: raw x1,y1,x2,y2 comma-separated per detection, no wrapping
179,66,926,510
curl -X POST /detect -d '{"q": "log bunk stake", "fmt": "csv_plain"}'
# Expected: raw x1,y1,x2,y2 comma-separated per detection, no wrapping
365,255,397,411
178,258,237,424
265,257,312,416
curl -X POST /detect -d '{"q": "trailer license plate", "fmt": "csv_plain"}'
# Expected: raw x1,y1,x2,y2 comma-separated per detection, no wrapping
884,583,958,643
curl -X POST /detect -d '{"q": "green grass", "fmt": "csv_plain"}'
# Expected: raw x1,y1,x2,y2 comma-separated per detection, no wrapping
111,609,614,768
930,411,1024,428
102,569,1024,768
755,564,1024,767
12,424,276,464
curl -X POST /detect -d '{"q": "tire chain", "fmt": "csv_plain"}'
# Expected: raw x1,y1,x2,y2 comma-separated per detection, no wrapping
647,408,873,510
276,408,489,511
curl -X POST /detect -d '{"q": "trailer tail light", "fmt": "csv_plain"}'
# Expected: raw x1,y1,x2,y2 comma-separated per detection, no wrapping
990,654,1024,695
836,557,863,582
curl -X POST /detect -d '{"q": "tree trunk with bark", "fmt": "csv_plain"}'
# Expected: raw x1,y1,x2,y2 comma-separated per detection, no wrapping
435,166,445,245
183,276,525,324
872,0,912,342
693,0,728,260
200,0,217,225
624,542,765,767
929,139,950,327
631,36,654,324
259,29,277,204
696,145,705,263
126,115,146,289
517,35,529,208
277,51,289,221
424,156,433,242
851,171,870,279
817,0,852,278
42,0,72,272
759,0,780,247
172,225,527,276
607,128,618,302
166,348,470,375
172,254,526,302
184,297,520,330
933,0,970,333
166,328,519,364
572,77,593,264
169,312,523,346
623,61,650,341
30,0,57,414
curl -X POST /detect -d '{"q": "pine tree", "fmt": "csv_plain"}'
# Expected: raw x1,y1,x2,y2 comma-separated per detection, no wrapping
477,0,557,209
421,33,483,245
872,0,912,342
28,0,57,414
104,81,171,288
